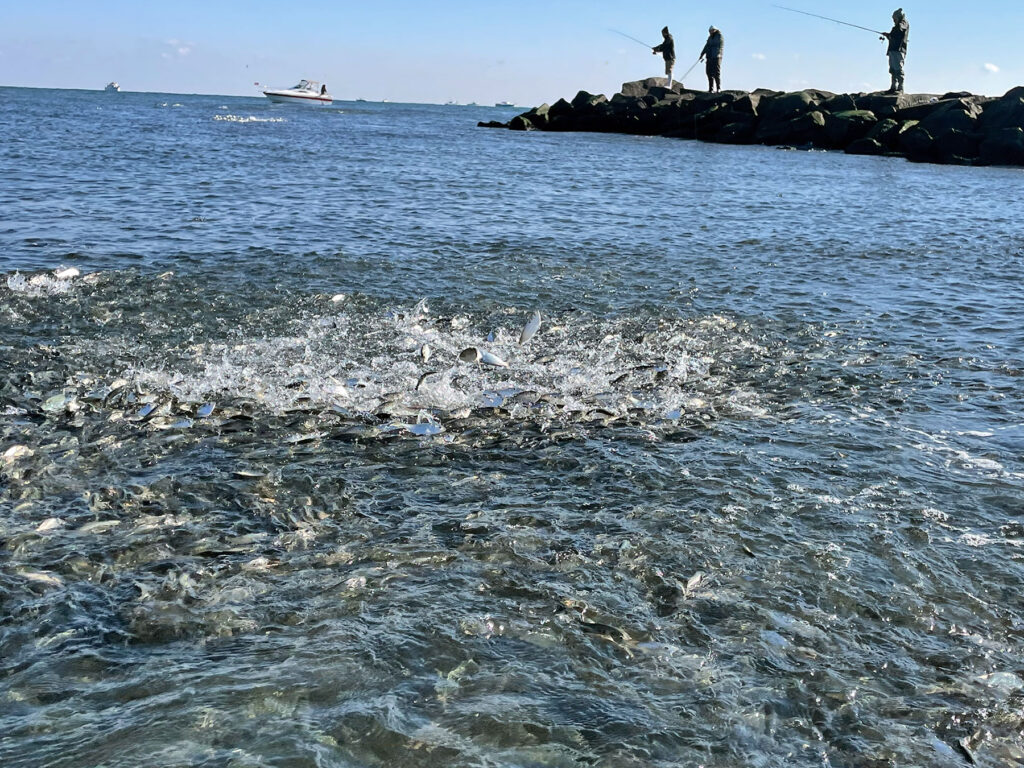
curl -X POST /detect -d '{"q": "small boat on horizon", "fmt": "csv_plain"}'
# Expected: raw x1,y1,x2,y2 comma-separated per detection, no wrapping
260,79,332,106
104,82,120,92
495,100,515,107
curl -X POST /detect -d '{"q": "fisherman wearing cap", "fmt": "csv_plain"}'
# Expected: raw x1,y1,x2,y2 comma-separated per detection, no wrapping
699,26,724,93
880,8,909,93
652,27,676,89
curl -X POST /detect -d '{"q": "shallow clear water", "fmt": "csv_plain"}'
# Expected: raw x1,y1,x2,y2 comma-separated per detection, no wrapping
2,86,1024,767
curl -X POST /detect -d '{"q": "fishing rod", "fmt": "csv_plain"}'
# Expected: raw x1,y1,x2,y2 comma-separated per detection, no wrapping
609,28,655,49
679,58,702,81
773,5,886,37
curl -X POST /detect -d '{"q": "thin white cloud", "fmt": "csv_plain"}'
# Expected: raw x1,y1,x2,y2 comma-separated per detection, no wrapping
983,62,999,73
752,53,766,61
162,39,194,59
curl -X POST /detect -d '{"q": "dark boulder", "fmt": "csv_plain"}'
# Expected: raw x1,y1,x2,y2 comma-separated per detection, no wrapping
920,98,983,133
856,92,937,118
571,91,608,110
759,90,828,124
911,99,983,162
932,129,980,163
865,118,901,149
618,78,668,99
755,90,831,145
980,86,1024,132
477,120,507,129
715,121,757,144
979,127,1024,166
758,109,826,146
548,98,575,119
898,123,933,159
516,103,551,129
821,94,858,114
508,115,535,131
824,110,878,148
896,95,984,122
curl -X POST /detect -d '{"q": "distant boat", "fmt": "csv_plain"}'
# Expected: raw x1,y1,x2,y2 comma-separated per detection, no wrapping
495,101,515,107
104,82,120,92
261,79,332,106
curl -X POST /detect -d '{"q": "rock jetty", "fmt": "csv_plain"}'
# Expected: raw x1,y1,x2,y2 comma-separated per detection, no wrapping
480,78,1024,167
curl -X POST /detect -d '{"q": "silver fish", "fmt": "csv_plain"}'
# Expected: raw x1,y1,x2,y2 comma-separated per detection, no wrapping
197,402,215,418
479,351,509,368
459,347,481,364
403,422,444,437
136,402,158,419
519,310,542,345
419,344,432,363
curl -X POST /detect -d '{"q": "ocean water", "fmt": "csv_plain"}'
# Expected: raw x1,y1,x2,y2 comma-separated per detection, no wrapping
2,86,1024,767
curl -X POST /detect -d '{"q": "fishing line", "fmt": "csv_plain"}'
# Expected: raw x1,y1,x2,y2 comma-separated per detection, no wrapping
773,5,886,36
608,28,655,49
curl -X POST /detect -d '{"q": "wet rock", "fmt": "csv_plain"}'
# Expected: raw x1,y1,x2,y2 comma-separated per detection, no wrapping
508,114,535,131
903,99,983,163
981,85,1024,131
845,137,885,156
824,110,878,148
477,120,507,128
571,90,607,110
758,109,826,146
979,127,1024,166
866,118,902,149
821,94,858,113
758,89,830,125
619,78,668,99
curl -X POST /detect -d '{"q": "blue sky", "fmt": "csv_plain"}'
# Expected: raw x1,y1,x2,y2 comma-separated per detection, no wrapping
2,1,1021,102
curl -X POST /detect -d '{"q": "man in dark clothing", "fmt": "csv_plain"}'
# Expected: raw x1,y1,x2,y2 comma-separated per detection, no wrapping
700,26,724,93
881,8,909,93
652,27,676,89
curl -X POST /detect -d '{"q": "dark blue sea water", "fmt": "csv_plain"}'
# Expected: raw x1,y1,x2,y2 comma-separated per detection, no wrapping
2,86,1024,767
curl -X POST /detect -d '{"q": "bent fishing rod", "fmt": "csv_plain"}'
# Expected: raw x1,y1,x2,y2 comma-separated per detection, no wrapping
609,28,655,49
773,5,886,37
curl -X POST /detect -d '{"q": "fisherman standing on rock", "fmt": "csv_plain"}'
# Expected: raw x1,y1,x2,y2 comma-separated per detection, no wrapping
652,27,676,89
700,26,724,93
881,8,909,93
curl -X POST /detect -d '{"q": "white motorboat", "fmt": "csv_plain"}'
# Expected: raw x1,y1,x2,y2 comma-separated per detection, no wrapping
105,82,120,92
261,79,332,106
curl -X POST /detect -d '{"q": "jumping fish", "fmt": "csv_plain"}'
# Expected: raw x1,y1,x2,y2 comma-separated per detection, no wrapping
479,351,509,368
197,402,215,418
519,310,542,345
18,569,64,588
459,346,508,368
419,344,432,363
402,422,444,436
